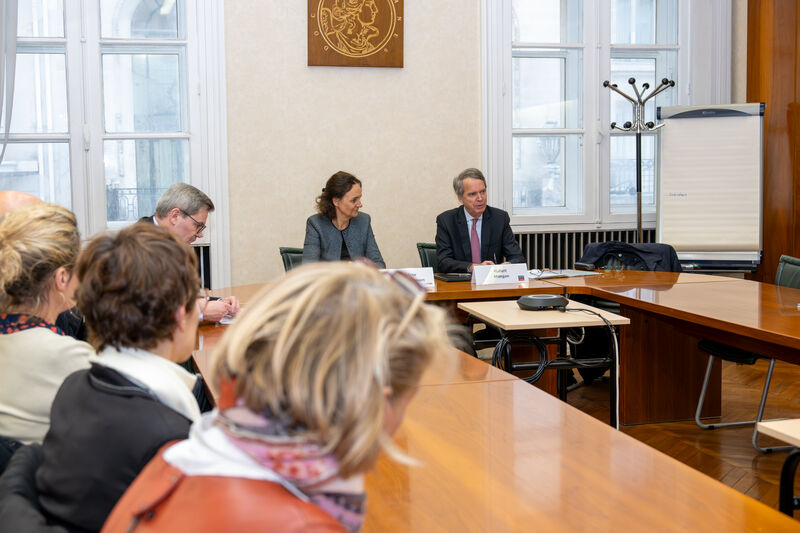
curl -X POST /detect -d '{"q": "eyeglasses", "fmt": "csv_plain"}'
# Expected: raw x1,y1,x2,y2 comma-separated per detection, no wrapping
180,209,206,235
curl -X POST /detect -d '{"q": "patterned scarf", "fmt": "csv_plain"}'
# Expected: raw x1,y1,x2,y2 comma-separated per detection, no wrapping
0,314,64,336
217,405,366,532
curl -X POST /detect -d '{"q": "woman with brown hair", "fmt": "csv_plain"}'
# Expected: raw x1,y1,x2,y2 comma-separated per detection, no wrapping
0,203,93,450
303,171,386,267
35,223,203,532
102,261,453,532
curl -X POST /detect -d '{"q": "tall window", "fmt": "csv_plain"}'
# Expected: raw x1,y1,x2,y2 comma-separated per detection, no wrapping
4,0,71,207
99,0,189,226
485,0,730,231
511,0,583,216
3,0,230,286
608,0,678,214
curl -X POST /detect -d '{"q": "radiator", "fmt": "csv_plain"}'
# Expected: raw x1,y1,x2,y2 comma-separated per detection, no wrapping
517,229,656,270
193,244,212,289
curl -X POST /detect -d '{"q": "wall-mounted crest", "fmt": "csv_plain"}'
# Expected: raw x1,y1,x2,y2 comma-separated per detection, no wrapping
308,0,403,68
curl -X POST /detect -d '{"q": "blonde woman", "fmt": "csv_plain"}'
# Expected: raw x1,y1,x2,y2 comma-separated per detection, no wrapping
103,262,454,532
0,204,92,451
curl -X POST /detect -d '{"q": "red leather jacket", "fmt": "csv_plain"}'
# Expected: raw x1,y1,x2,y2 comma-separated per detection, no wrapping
101,443,345,533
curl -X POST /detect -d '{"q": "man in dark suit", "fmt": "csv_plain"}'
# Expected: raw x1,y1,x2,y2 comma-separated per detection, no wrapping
435,168,525,273
140,183,239,322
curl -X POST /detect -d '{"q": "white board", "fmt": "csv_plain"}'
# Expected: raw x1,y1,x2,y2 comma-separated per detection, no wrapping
657,104,763,262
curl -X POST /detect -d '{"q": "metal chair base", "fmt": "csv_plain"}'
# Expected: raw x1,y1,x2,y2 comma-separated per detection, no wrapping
780,449,800,515
695,355,792,454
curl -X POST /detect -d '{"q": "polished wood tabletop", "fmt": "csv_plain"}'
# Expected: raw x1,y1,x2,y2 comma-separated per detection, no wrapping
543,270,739,293
363,377,800,532
592,279,800,354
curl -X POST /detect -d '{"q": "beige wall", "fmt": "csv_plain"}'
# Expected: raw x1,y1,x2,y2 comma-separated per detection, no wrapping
224,2,482,285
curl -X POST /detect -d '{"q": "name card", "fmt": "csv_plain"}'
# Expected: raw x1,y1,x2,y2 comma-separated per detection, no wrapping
472,263,529,285
381,267,435,290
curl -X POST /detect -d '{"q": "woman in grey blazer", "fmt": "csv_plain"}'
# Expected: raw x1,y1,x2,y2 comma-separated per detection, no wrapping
303,171,385,268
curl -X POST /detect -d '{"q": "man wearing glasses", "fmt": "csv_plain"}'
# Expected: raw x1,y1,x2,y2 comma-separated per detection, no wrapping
140,183,240,323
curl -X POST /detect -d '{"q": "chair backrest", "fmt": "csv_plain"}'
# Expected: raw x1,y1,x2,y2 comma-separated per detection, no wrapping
0,444,68,532
416,242,438,271
279,247,304,272
775,254,800,288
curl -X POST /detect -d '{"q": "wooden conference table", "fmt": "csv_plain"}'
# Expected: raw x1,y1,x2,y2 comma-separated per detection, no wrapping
423,272,800,425
194,324,800,531
200,273,800,425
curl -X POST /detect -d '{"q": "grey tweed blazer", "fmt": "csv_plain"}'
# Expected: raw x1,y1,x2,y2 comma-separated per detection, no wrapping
302,212,385,268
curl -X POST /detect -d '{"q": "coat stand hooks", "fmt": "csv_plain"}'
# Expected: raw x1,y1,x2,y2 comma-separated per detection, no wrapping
602,77,675,243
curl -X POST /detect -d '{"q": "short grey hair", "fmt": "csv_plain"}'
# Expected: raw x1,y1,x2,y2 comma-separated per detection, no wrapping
154,183,215,218
452,168,487,198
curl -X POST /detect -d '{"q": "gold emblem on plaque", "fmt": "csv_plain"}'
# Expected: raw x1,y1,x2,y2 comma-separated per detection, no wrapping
317,0,396,58
308,0,403,67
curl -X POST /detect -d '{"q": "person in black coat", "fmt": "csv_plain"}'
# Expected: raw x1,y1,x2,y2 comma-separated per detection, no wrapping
435,168,525,273
36,224,204,532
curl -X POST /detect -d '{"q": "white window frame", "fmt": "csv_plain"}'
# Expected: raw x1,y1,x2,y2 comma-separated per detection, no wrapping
483,0,731,233
11,0,231,288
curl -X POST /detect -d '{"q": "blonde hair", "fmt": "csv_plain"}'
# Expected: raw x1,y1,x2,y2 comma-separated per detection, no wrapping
211,261,453,477
0,203,80,312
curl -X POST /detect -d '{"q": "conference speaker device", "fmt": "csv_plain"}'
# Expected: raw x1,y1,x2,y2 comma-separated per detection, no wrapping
517,294,569,311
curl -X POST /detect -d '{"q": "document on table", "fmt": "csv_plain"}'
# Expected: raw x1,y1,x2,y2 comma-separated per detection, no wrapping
529,269,603,279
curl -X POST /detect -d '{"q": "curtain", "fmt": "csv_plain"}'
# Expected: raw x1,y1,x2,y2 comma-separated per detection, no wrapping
0,0,18,164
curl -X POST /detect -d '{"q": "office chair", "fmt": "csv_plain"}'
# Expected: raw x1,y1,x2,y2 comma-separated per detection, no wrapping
0,444,68,532
416,242,438,271
279,247,304,272
695,254,800,453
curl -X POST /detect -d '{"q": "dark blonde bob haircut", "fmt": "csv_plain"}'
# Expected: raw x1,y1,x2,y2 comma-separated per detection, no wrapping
211,261,454,477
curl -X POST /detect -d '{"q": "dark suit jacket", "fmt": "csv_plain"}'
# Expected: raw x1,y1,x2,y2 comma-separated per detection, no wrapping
435,206,525,273
138,215,155,225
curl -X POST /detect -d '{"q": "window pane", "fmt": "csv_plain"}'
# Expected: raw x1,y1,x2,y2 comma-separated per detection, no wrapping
513,51,582,129
102,53,183,133
609,53,676,125
0,143,71,207
9,54,69,134
512,0,582,43
610,134,656,211
104,139,188,222
513,135,582,213
18,0,64,38
611,0,677,45
100,0,183,39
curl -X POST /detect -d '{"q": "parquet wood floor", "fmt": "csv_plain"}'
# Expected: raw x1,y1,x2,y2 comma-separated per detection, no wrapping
567,360,800,514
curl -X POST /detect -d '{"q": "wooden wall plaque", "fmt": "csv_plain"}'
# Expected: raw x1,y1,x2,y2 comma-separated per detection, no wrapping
308,0,403,68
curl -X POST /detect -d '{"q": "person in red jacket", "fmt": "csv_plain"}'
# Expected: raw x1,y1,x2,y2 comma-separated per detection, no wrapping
102,261,455,532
